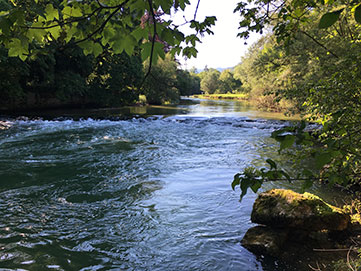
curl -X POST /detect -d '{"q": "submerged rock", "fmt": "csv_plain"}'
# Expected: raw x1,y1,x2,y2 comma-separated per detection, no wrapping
251,189,350,231
241,226,289,257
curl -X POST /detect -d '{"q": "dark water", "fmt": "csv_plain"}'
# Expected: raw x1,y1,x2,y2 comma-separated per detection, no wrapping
0,99,339,270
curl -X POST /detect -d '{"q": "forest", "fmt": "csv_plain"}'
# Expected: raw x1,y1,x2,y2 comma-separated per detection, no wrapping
0,0,361,269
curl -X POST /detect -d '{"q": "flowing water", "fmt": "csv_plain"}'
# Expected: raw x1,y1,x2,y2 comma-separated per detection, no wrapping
0,99,341,271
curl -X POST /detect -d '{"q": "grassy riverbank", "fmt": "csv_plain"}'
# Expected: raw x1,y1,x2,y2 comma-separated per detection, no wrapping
191,93,294,113
191,93,249,101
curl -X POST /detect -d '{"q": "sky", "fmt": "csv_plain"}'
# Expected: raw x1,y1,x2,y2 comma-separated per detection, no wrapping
171,0,260,70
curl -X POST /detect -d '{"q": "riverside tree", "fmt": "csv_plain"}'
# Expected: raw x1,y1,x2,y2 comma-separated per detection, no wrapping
0,0,216,67
231,0,361,196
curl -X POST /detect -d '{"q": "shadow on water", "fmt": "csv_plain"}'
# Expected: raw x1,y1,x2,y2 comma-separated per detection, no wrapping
2,104,191,121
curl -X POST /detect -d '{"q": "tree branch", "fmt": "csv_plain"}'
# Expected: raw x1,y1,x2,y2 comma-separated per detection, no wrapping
299,30,339,58
22,7,103,30
73,0,131,45
194,0,201,21
140,0,158,87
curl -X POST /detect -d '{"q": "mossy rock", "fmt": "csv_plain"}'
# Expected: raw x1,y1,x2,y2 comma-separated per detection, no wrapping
242,226,289,257
251,189,350,231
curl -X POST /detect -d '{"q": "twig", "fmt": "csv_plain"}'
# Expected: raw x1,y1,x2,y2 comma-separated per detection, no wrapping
194,0,201,21
308,262,322,271
22,7,103,30
139,0,158,87
347,246,356,271
299,30,339,58
73,1,130,45
313,248,358,252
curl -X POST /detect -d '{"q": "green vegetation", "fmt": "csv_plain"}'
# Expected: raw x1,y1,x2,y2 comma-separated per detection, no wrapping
0,43,200,110
196,68,243,95
230,0,361,196
1,0,361,266
0,0,205,110
192,93,248,101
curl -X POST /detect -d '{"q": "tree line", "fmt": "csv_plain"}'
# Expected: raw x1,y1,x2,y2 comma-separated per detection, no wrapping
0,43,201,110
0,0,203,111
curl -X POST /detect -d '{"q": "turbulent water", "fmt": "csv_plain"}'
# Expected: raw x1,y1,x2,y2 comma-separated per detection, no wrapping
0,99,330,270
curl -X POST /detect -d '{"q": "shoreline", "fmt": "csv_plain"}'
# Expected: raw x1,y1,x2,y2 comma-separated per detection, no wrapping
191,93,249,101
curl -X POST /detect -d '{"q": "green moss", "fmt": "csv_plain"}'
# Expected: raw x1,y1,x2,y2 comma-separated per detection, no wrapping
343,199,361,225
265,189,344,216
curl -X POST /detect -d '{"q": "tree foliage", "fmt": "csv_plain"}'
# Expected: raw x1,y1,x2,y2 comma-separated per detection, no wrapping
198,68,243,94
232,0,361,198
0,0,216,62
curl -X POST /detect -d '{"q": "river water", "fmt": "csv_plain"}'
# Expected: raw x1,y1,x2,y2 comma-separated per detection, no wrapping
0,99,338,270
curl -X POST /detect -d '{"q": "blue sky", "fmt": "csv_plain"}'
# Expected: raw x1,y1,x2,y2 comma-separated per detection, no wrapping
171,0,260,70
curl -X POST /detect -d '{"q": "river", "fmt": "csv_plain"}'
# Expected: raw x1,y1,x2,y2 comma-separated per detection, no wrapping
0,99,340,270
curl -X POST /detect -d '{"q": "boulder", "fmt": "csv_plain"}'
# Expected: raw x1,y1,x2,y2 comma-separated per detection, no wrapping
241,226,289,257
251,189,350,231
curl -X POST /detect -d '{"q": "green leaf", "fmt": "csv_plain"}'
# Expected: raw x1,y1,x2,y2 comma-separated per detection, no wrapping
318,9,343,29
131,27,147,41
231,173,241,190
48,25,61,40
302,169,314,178
45,4,59,21
141,41,152,61
302,179,313,192
279,135,295,150
92,43,103,58
251,181,261,193
64,24,78,42
8,38,28,60
153,42,165,63
62,6,82,19
355,4,361,23
71,7,83,17
157,0,172,13
0,17,12,35
240,177,253,200
27,27,47,42
315,152,332,169
78,40,94,55
266,158,277,169
123,35,136,56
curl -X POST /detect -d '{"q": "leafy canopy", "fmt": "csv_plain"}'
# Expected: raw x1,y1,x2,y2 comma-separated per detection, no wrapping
0,0,216,61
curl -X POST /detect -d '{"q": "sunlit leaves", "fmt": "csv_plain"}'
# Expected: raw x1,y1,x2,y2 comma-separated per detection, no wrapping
8,38,28,60
62,6,82,19
0,0,203,61
45,4,59,21
354,4,361,23
48,25,61,40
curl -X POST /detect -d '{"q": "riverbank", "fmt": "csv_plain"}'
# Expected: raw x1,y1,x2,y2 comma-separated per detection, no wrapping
191,93,249,101
191,93,295,113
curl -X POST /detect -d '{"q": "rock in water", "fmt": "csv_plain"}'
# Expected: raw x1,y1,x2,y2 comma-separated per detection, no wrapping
241,226,289,257
251,189,350,231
